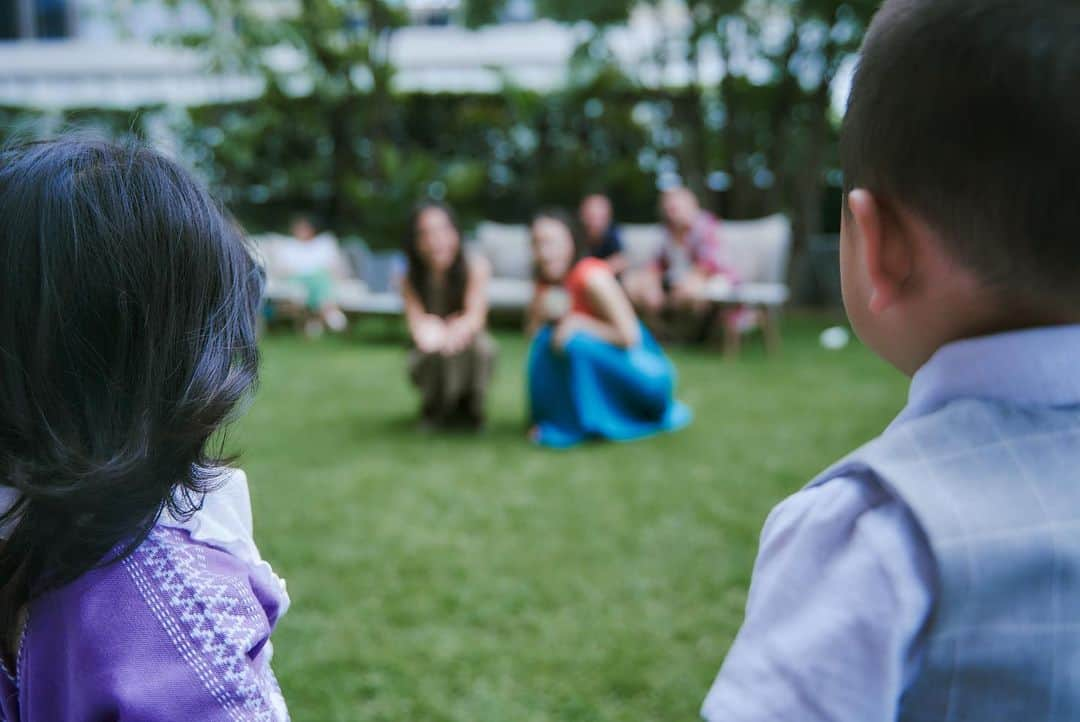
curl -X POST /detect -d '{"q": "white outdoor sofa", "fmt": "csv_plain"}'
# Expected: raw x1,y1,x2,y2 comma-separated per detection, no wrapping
473,214,793,349
255,214,792,348
254,233,406,317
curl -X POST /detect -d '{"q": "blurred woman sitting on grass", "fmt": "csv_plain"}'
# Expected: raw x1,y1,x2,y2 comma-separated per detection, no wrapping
526,211,691,448
402,202,496,431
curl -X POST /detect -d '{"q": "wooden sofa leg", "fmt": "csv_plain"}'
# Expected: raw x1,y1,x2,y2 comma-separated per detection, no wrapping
763,307,782,353
698,302,722,345
724,321,741,359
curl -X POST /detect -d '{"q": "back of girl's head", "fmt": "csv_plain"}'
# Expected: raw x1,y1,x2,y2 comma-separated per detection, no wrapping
0,137,262,640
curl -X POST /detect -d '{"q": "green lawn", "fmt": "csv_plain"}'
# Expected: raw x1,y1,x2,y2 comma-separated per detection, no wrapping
236,316,907,722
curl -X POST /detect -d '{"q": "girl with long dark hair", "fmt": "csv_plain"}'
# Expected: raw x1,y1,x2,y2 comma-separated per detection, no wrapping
0,138,289,720
402,202,496,430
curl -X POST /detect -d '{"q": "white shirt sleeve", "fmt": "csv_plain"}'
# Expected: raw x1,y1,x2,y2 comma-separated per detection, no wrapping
701,476,936,722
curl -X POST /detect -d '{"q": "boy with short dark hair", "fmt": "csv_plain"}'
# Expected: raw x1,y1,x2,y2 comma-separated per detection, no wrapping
702,1,1080,719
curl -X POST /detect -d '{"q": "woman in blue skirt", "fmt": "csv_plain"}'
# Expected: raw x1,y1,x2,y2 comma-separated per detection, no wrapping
526,211,692,448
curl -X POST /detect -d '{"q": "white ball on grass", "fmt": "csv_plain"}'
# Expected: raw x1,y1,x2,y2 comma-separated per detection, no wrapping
820,326,851,350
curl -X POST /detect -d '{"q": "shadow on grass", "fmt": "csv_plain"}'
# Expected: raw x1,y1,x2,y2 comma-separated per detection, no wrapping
350,412,528,446
347,318,409,345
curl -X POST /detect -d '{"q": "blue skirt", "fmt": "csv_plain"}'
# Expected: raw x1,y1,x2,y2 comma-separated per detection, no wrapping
528,323,692,448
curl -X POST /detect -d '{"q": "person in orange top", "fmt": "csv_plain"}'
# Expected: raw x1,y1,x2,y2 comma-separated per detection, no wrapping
526,211,691,448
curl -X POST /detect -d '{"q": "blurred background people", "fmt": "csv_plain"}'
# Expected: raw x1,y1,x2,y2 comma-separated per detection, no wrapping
276,214,349,338
578,193,628,277
626,187,735,335
526,211,690,448
402,202,496,431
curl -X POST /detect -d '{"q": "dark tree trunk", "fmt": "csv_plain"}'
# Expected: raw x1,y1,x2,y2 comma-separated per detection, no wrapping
764,37,800,214
327,97,356,231
793,81,832,256
718,61,748,218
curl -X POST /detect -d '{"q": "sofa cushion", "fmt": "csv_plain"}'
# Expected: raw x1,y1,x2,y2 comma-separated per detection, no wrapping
474,222,533,280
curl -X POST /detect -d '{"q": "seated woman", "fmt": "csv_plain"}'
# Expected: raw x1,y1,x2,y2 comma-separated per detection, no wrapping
526,211,691,448
277,214,349,338
402,202,496,430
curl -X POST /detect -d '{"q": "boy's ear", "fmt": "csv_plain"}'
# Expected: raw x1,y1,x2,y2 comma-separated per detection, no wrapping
847,189,913,315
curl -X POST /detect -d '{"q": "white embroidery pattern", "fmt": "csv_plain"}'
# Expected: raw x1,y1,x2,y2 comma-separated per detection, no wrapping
123,527,286,722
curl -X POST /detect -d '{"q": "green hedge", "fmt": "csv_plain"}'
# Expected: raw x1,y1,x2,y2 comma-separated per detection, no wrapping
1,79,844,251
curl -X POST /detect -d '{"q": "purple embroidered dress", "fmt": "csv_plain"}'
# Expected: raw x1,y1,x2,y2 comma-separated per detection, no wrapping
0,471,290,721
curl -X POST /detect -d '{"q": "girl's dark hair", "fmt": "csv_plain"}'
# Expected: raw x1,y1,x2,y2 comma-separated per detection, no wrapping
530,208,580,284
0,137,263,648
404,201,467,316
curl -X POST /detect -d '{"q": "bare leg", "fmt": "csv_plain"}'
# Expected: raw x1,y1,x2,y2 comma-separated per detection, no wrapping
626,269,667,333
321,303,347,333
669,279,711,342
723,320,742,360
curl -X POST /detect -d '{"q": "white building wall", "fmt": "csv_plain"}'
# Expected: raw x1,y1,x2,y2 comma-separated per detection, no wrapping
0,0,718,110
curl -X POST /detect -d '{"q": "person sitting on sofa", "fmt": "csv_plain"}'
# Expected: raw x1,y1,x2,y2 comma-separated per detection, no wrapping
276,214,348,338
579,193,628,277
625,187,736,336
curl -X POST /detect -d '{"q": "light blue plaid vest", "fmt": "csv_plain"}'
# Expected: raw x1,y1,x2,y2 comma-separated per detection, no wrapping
810,398,1080,721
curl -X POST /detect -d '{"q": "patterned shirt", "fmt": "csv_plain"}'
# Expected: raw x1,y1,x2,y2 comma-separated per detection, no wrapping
657,211,730,285
0,472,289,722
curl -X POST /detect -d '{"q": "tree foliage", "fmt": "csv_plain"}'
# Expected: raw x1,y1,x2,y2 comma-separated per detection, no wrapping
163,0,417,239
460,0,877,239
145,0,880,248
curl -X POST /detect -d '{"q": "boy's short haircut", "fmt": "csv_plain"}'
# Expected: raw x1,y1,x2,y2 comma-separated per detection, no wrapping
841,0,1080,305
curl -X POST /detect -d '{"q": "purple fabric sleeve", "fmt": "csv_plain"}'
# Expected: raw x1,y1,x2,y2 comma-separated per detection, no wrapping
1,526,288,722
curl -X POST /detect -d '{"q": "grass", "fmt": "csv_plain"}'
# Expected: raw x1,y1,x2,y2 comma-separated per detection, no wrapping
235,315,908,722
